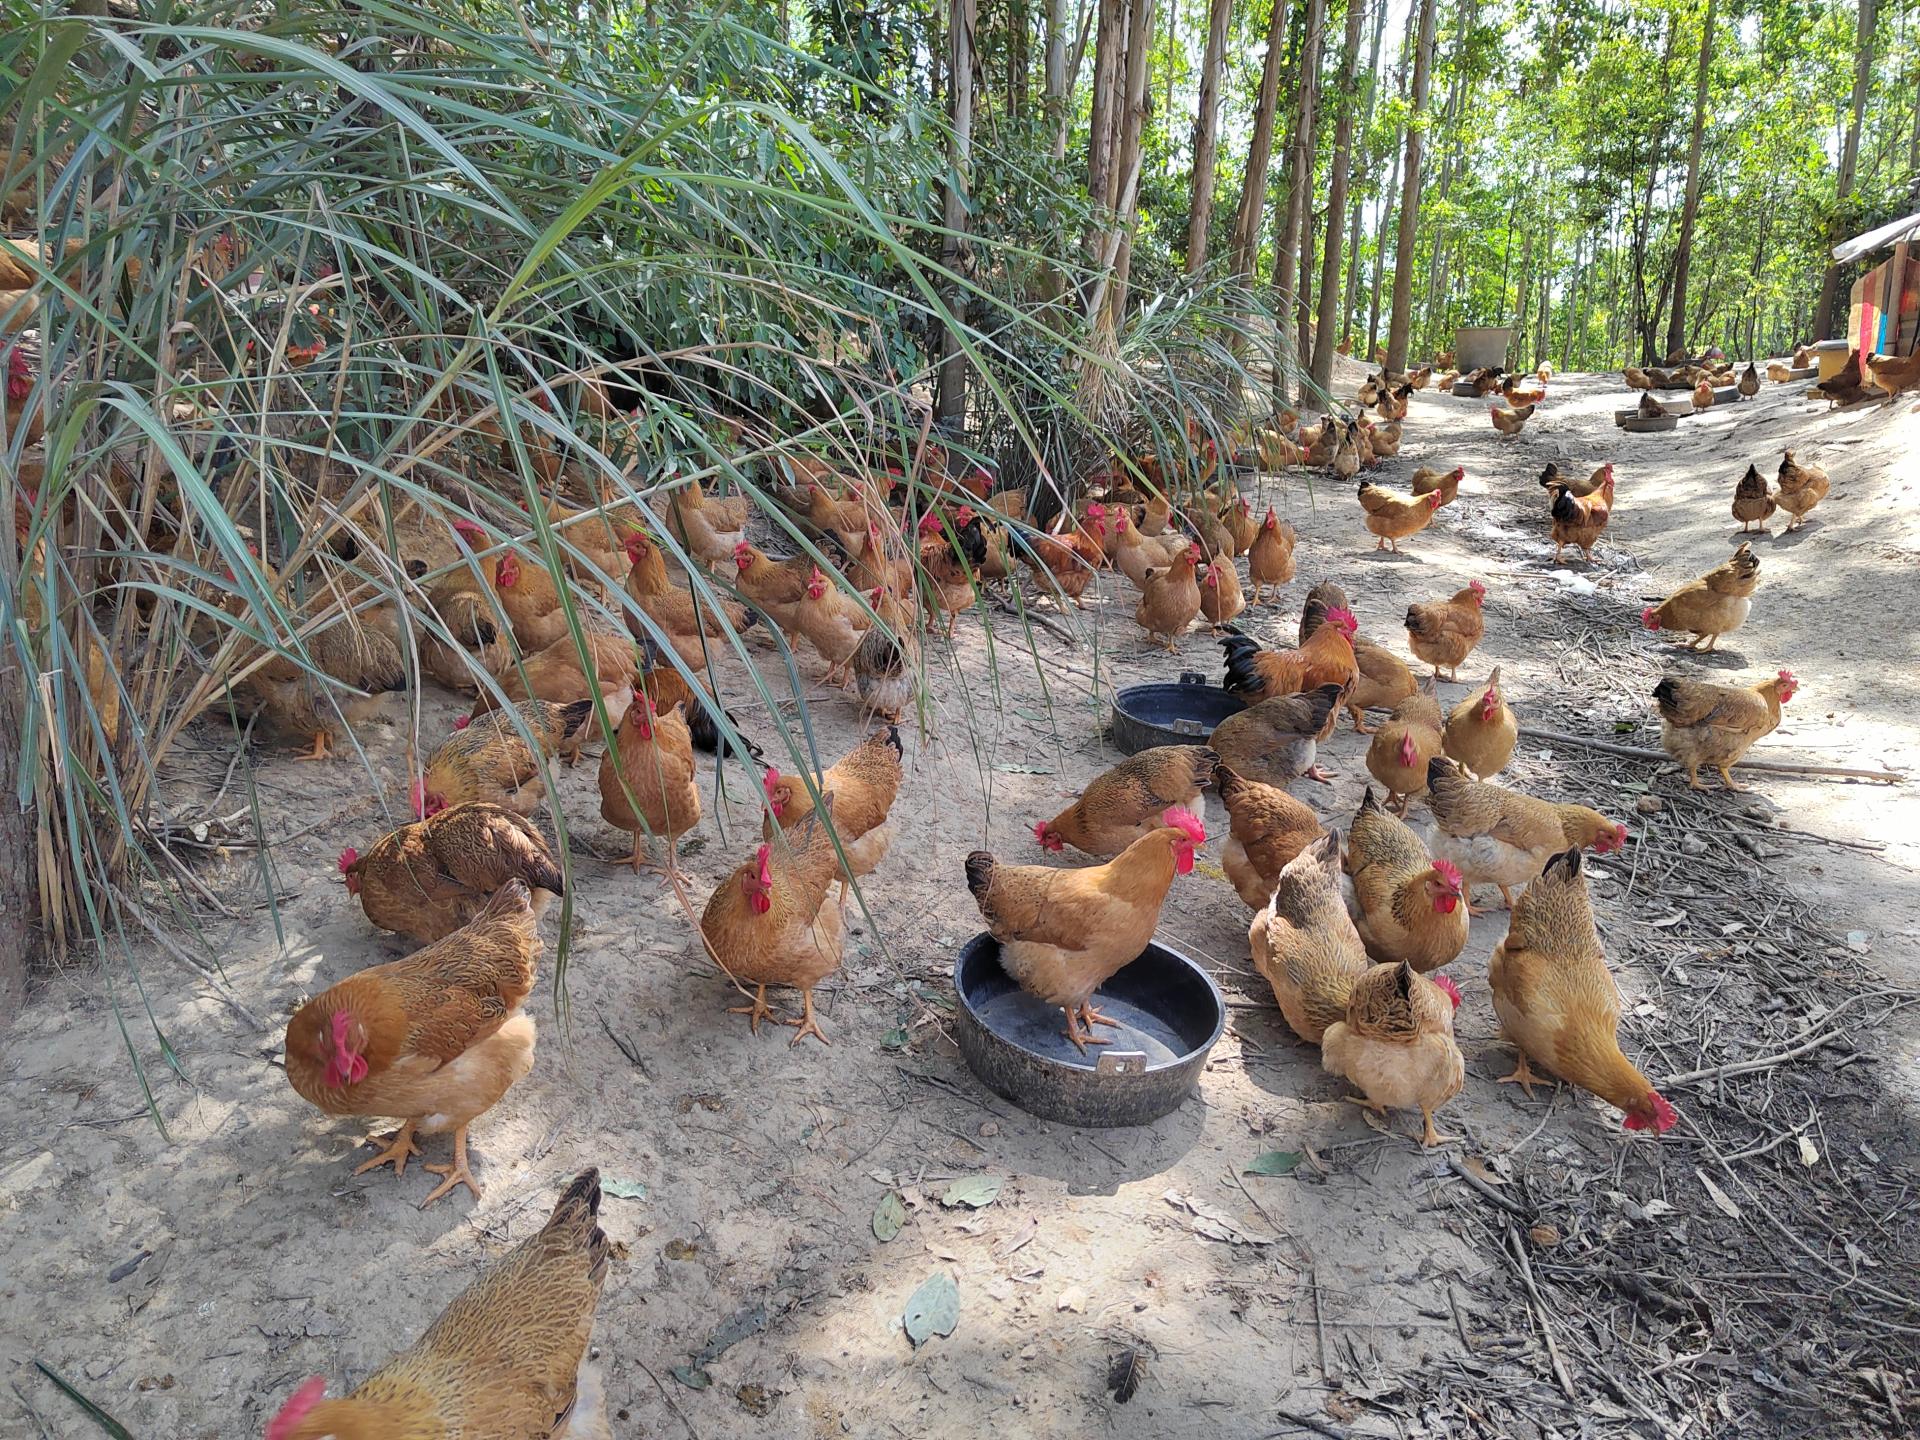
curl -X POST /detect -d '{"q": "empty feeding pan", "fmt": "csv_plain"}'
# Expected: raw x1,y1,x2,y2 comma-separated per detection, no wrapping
953,935,1225,1127
1110,671,1245,754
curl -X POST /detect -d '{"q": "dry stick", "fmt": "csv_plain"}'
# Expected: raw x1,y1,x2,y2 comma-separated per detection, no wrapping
1505,1224,1579,1401
1446,1154,1530,1217
1262,1409,1353,1440
1515,724,1905,783
1662,989,1915,1085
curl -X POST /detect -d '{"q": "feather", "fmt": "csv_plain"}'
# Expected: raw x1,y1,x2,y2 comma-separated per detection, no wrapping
1106,1347,1147,1404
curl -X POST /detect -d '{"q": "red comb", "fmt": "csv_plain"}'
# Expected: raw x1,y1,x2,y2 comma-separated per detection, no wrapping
266,1377,327,1440
1432,859,1463,889
1431,973,1463,1009
1162,807,1206,844
337,847,357,872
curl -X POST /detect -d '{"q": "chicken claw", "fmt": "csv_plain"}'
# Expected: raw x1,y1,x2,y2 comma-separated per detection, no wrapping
418,1126,480,1208
1714,766,1746,792
1304,764,1336,785
1078,1001,1123,1032
1419,1107,1457,1148
782,989,831,1048
1060,1005,1114,1053
728,983,779,1035
1495,1049,1544,1099
354,1121,421,1179
294,731,335,762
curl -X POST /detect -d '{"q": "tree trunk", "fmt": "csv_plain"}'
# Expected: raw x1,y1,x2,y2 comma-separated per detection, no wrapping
936,0,977,427
1384,0,1437,373
1086,0,1125,213
1184,0,1236,273
1297,199,1315,367
1009,0,1030,120
1812,0,1877,338
1663,0,1716,361
1562,233,1582,370
1052,0,1095,160
1090,0,1156,334
1534,224,1552,368
1909,61,1919,205
1366,73,1404,361
1228,0,1293,287
0,677,32,1011
1309,0,1366,387
1339,0,1387,347
1273,0,1326,396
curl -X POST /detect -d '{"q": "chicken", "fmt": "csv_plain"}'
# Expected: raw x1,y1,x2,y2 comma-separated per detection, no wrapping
792,563,872,684
1035,745,1215,859
1623,366,1652,389
1636,391,1665,419
1489,849,1677,1134
1018,526,1105,608
1403,581,1486,680
1220,605,1357,702
283,881,541,1205
471,530,577,653
964,811,1204,1051
1322,961,1464,1147
598,694,700,876
1218,765,1325,908
1112,508,1186,588
731,540,813,633
1652,669,1797,792
661,479,748,565
1367,418,1402,459
234,591,409,761
1691,377,1715,410
1209,682,1345,787
1737,361,1760,400
1356,482,1444,553
1812,348,1870,407
418,698,597,817
1340,789,1468,975
266,1166,611,1439
1364,686,1445,813
1192,555,1243,629
764,725,904,886
1249,832,1367,1042
1442,666,1517,779
1547,468,1615,564
341,803,563,944
851,587,921,723
2,344,43,449
1731,463,1776,533
1136,493,1172,535
1424,756,1626,913
799,481,875,558
1297,588,1414,734
1641,542,1760,651
1773,450,1830,530
485,628,640,715
623,529,753,668
701,800,846,1045
918,510,985,637
1223,497,1259,555
1246,508,1297,602
1766,361,1791,383
1408,465,1464,506
1489,400,1536,438
1791,343,1815,368
1331,423,1362,480
1134,543,1203,650
1538,461,1611,498
1866,349,1920,402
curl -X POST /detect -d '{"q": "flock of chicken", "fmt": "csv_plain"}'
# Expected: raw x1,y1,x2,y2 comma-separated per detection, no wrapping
251,344,1844,1430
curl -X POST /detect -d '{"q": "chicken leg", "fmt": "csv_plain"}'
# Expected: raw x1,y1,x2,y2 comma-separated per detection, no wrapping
728,983,778,1034
1060,1005,1113,1053
1714,765,1746,792
295,731,334,762
782,988,831,1048
419,1126,480,1208
1078,1001,1123,1033
1419,1106,1456,1148
354,1121,421,1179
1496,1048,1545,1099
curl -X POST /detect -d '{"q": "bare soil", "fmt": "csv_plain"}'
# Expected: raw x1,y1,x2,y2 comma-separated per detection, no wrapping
3,361,1918,1440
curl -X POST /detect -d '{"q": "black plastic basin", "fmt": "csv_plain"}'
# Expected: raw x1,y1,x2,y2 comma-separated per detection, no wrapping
1110,672,1245,755
953,934,1225,1128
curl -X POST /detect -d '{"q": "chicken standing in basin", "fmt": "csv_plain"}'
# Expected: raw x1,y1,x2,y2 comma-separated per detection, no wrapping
1490,849,1678,1134
341,803,564,944
1642,543,1760,651
1442,666,1517,778
284,881,541,1205
1653,669,1796,792
1322,961,1465,1148
265,1167,612,1440
1249,832,1368,1043
1341,788,1468,973
1034,745,1215,859
965,811,1204,1051
1424,756,1626,913
1218,765,1325,908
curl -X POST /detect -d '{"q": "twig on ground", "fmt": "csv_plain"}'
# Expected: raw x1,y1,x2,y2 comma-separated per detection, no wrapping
1506,1224,1578,1401
1447,1155,1530,1217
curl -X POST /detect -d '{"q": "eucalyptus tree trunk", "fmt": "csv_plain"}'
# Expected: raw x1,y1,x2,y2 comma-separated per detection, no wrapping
1384,0,1436,373
1812,0,1877,339
0,687,31,1010
1086,0,1124,214
1273,0,1326,397
1664,0,1716,362
935,0,977,426
1229,0,1293,287
1562,235,1582,369
1309,0,1365,388
1084,0,1155,335
1338,0,1387,346
1104,0,1156,327
1366,63,1405,361
1185,0,1236,273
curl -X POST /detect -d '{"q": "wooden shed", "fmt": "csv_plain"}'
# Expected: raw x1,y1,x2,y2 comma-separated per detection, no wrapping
1835,210,1920,359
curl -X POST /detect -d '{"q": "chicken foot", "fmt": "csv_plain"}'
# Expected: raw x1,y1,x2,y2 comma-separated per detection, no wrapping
1419,1107,1456,1148
293,731,335,762
354,1121,422,1180
781,988,831,1048
1496,1048,1545,1099
728,983,779,1034
419,1126,481,1208
1060,1005,1115,1053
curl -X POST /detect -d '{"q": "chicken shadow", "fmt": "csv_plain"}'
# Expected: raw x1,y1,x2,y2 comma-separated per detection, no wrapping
1355,549,1428,565
1761,523,1819,549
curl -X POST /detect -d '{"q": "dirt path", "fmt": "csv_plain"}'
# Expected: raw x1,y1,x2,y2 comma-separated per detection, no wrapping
3,362,1917,1439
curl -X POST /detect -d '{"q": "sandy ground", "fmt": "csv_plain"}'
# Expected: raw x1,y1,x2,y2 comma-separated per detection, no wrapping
3,360,1918,1439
